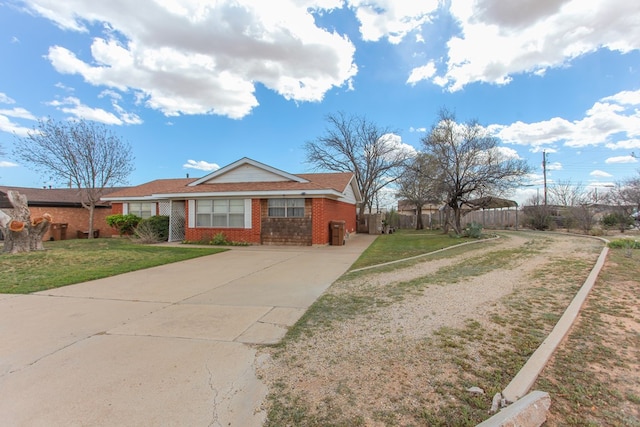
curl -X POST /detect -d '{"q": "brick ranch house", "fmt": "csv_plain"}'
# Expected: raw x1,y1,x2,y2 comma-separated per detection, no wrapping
0,186,119,240
101,158,362,246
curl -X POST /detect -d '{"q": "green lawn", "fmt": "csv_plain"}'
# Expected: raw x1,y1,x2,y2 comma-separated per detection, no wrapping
349,229,483,270
0,238,226,294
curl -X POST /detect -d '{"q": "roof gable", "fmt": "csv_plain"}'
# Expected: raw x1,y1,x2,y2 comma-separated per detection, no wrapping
189,157,308,186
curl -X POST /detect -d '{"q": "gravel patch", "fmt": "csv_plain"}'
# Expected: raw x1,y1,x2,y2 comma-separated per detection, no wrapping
258,232,604,426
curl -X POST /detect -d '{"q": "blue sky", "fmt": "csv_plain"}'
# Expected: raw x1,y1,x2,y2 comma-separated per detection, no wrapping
1,0,639,206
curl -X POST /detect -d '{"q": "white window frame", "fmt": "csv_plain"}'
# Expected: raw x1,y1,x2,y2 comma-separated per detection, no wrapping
194,199,245,228
268,198,305,218
128,202,154,219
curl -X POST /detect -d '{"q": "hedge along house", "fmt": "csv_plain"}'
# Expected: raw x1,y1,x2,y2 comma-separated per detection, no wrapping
101,158,362,245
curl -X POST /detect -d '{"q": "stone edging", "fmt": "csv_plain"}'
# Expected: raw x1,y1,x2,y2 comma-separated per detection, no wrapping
501,237,608,403
480,234,610,426
349,235,500,273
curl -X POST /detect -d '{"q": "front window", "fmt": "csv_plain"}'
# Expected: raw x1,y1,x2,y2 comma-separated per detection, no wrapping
196,199,244,227
129,202,154,219
268,198,304,218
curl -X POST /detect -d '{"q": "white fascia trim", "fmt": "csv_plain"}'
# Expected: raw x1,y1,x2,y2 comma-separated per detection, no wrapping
103,189,349,202
348,175,363,203
156,189,344,199
100,196,159,202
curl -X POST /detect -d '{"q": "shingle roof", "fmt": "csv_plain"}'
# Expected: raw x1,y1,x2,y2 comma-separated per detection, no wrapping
0,186,125,208
100,178,198,199
102,173,357,200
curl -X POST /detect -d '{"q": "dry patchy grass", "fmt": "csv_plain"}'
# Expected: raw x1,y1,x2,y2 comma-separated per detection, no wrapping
259,232,611,426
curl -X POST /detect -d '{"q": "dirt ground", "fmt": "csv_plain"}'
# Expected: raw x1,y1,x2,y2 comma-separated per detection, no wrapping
258,231,639,426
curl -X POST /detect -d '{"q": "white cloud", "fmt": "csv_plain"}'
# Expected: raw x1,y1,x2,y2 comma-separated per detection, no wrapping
408,0,640,90
29,0,358,119
54,82,74,92
602,90,640,105
0,107,37,137
0,161,19,168
524,173,546,186
605,155,638,164
586,182,615,194
530,146,557,154
348,0,439,44
605,139,640,150
495,146,522,160
99,89,122,101
0,107,37,121
407,61,437,85
46,96,141,125
183,160,220,171
379,133,417,158
590,170,612,178
547,161,562,171
490,89,640,150
0,93,16,104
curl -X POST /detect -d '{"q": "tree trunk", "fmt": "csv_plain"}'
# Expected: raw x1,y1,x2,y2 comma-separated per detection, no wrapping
416,206,424,230
88,203,95,239
441,207,451,234
453,207,462,235
1,191,51,254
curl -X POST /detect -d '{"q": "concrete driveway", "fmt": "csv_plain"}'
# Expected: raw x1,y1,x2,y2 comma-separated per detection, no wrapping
0,234,375,426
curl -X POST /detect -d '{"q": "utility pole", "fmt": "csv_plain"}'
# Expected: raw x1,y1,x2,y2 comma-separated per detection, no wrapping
542,151,548,205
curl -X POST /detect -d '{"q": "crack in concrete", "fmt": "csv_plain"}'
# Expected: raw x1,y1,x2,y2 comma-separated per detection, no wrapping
3,332,102,378
206,361,221,427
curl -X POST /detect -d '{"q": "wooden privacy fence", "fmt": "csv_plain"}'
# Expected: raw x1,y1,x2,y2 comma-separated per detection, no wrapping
461,208,520,229
397,207,521,230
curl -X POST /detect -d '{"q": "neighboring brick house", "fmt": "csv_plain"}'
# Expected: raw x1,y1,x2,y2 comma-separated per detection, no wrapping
0,186,121,240
101,158,362,245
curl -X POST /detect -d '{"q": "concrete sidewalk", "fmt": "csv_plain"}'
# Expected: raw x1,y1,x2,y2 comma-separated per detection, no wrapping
0,234,376,426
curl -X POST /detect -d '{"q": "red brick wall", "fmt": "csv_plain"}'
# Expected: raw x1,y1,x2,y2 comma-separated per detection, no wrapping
260,199,313,245
111,202,124,215
184,199,262,244
29,206,113,240
107,198,356,245
311,198,357,245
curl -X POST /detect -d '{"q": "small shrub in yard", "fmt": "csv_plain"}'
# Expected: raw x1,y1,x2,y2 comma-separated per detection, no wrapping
132,220,162,243
183,232,250,246
607,239,640,249
601,212,634,232
211,232,229,245
106,213,141,235
138,215,169,241
464,222,483,238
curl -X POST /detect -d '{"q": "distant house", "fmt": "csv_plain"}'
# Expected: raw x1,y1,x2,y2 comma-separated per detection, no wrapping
0,186,121,240
101,157,362,245
397,199,442,216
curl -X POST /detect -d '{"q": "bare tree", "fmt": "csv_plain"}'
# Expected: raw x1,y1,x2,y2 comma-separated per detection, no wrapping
396,154,442,230
421,109,531,234
0,142,5,179
549,180,586,206
305,112,413,216
547,180,594,231
605,170,640,232
622,170,640,214
522,194,554,230
14,118,134,238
